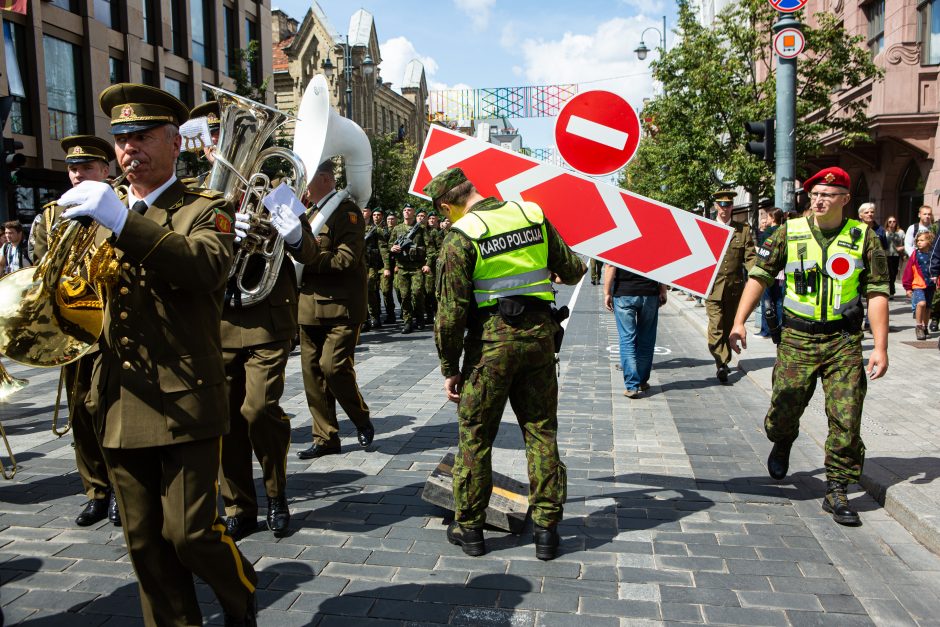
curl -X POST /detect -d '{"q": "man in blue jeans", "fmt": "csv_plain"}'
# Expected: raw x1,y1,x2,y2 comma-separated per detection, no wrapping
604,264,667,398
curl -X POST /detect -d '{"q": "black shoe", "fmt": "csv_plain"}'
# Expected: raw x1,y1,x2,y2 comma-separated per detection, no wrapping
767,438,795,480
357,422,375,447
822,480,860,526
447,522,485,556
639,382,651,392
75,496,109,527
223,592,257,627
224,515,258,542
361,319,372,332
533,524,560,561
266,496,290,538
371,318,382,329
297,442,342,460
716,364,730,383
402,321,414,334
108,491,122,527
416,318,426,330
384,313,396,324
931,320,939,333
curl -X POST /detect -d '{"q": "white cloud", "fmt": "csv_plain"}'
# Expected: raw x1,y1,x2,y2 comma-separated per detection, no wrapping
620,0,668,15
379,36,469,93
454,0,495,30
517,17,660,107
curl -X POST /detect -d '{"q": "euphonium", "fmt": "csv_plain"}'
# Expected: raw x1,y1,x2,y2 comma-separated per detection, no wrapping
0,359,27,479
0,163,132,368
202,85,307,308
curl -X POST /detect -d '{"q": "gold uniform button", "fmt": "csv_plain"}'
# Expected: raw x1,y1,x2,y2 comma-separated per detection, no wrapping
119,287,130,295
119,311,129,320
120,337,130,346
122,361,131,370
196,379,204,385
122,262,131,270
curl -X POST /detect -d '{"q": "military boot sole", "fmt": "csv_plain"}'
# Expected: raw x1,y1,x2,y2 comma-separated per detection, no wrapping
447,528,485,557
822,500,861,526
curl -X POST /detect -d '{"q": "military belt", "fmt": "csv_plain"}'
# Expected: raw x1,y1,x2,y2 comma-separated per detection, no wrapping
783,314,856,335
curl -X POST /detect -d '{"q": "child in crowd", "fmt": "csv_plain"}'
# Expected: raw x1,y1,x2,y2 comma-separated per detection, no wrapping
902,230,937,340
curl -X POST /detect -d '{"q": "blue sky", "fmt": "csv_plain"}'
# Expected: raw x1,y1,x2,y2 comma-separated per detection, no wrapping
272,0,679,150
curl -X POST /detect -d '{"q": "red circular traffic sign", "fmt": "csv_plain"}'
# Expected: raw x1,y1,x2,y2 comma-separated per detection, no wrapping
769,0,807,12
773,27,805,59
554,91,640,176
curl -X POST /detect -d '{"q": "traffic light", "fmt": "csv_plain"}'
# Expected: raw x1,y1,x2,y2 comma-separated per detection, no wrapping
0,137,25,184
744,118,775,163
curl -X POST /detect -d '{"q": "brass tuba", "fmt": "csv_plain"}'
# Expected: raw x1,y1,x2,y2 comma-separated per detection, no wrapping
0,360,27,479
202,85,308,307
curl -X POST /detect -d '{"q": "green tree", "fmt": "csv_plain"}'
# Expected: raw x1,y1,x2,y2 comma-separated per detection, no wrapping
369,132,420,213
622,0,881,214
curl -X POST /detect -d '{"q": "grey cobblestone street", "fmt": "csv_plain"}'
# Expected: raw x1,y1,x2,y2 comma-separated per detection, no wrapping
1,279,940,626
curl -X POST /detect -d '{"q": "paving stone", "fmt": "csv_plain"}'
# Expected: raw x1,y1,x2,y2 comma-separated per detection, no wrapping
701,605,789,626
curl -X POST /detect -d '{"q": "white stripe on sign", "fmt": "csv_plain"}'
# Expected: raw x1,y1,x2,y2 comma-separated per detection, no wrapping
565,115,629,150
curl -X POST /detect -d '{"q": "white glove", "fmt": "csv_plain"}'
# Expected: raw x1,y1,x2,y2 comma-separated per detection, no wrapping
234,211,251,243
59,181,129,236
270,203,303,247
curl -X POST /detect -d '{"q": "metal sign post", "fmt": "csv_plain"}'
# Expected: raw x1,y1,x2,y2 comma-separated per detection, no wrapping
772,12,801,214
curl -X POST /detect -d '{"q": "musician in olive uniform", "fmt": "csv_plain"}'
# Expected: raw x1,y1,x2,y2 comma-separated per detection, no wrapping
424,212,443,322
296,161,375,459
30,135,121,528
426,168,585,561
390,204,430,333
363,206,389,330
188,100,221,184
58,84,257,626
730,167,889,526
218,147,319,541
706,190,756,382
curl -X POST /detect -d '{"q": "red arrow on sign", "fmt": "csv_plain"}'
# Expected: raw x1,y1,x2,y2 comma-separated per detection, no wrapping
410,126,734,297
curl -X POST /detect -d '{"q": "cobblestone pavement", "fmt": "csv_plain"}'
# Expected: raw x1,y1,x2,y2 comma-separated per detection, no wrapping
1,280,939,626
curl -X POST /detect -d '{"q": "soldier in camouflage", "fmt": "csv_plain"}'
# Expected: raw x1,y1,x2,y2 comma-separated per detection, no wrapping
363,206,389,330
425,167,585,560
729,167,889,526
424,212,443,322
389,204,429,333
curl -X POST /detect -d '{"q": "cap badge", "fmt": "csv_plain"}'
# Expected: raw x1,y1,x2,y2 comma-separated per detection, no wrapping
824,173,835,183
207,113,219,124
120,105,134,119
70,147,82,155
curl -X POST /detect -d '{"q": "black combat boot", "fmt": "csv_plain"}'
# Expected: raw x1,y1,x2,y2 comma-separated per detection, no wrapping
716,364,730,383
223,593,257,627
446,522,485,556
767,437,796,480
402,320,414,334
822,480,860,526
225,515,258,541
533,524,560,561
266,496,290,537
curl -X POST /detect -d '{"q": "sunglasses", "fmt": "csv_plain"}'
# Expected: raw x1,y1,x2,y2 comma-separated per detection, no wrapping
716,201,732,207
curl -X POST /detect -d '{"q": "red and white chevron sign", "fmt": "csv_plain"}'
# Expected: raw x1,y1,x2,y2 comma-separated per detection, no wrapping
409,126,734,297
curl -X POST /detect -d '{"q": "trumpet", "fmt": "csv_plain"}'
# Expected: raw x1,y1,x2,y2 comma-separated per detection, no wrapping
0,360,27,479
0,162,132,368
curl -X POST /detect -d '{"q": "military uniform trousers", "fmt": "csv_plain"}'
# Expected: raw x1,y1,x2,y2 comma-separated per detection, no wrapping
103,437,257,626
382,265,396,319
423,269,437,319
705,289,742,368
454,335,567,529
65,356,110,500
367,268,383,321
220,341,292,519
764,328,866,484
300,323,371,446
395,268,425,323
589,258,604,283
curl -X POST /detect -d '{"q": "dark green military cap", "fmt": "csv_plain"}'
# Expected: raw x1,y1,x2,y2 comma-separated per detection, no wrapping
422,167,469,199
712,189,735,202
190,100,221,130
372,207,385,215
99,83,190,135
60,135,115,164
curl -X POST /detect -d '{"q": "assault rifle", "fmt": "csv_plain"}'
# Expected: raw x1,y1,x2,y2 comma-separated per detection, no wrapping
393,222,422,258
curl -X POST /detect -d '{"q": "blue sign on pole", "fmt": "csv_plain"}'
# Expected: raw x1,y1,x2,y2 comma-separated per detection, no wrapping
769,0,807,11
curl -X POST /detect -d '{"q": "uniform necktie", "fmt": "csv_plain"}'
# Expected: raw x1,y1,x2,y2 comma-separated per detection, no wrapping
131,200,147,214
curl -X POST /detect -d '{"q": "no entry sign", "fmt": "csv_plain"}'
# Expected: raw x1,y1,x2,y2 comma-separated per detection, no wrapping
410,126,734,298
769,0,806,11
553,90,640,176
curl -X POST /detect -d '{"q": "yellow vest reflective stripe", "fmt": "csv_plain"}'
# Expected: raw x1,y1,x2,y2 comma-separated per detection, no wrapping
783,217,866,321
451,201,555,307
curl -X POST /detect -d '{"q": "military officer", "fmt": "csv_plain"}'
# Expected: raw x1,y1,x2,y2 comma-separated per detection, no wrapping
424,212,443,322
706,190,756,382
187,100,221,183
426,168,585,561
363,206,389,330
58,84,257,625
30,135,121,528
296,161,375,459
730,167,889,526
389,204,429,333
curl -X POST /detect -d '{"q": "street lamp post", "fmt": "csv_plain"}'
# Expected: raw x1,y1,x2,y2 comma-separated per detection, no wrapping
633,16,667,62
320,36,375,121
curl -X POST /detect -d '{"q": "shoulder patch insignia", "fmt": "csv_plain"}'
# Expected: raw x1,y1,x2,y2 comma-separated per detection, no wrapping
214,208,232,234
349,213,358,225
757,247,771,259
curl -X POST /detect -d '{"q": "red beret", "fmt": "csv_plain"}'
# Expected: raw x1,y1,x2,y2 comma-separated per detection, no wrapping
803,167,850,193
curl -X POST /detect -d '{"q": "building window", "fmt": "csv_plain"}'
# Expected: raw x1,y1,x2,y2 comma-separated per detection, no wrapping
867,1,885,57
165,77,187,105
142,0,157,45
169,0,184,55
43,35,82,140
48,0,80,12
3,20,30,134
920,0,940,65
245,17,260,85
898,161,926,227
192,0,214,68
94,0,120,29
202,88,215,103
141,66,154,86
109,56,124,84
223,5,237,75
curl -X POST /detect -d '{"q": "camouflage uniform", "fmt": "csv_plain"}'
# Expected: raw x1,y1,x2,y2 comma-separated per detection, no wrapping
389,221,428,324
751,218,889,483
589,258,604,284
424,225,443,320
435,197,586,529
364,222,389,322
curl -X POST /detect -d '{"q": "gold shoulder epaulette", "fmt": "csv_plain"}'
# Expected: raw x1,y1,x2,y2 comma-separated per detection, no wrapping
180,177,199,187
184,187,224,199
